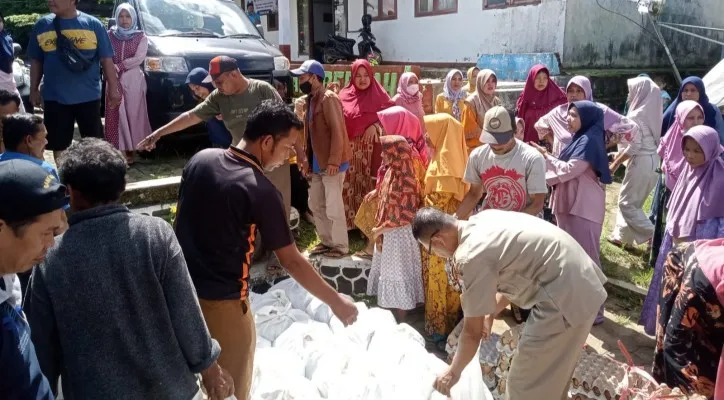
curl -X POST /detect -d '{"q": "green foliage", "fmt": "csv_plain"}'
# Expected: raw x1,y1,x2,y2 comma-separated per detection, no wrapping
5,13,110,53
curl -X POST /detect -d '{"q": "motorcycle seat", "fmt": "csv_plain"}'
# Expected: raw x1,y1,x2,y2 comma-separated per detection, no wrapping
329,34,356,44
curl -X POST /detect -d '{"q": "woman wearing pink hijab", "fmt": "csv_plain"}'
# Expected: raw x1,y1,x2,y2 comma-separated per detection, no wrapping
648,101,706,270
391,72,426,138
640,125,724,335
517,64,567,144
609,76,663,248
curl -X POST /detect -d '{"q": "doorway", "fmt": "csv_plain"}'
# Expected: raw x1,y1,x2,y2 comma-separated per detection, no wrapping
297,0,342,59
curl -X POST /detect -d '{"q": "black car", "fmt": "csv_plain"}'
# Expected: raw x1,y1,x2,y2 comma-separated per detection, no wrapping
108,0,290,134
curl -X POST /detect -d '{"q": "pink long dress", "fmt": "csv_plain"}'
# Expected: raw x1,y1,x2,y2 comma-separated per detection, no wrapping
104,32,151,151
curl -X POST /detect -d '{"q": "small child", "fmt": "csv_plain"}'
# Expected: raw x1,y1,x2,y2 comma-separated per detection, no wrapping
366,135,424,322
185,68,232,148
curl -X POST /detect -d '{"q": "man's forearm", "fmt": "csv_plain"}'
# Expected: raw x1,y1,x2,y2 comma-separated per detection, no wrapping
157,112,203,137
101,58,119,89
492,293,511,317
521,195,545,216
30,59,43,90
450,327,481,375
456,192,482,220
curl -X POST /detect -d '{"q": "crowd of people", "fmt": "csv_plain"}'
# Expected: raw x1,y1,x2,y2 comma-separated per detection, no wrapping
1,0,724,398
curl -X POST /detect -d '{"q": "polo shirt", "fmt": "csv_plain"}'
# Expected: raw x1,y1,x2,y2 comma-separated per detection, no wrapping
174,146,293,300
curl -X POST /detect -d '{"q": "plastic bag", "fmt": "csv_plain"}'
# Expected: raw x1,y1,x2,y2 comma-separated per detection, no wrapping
268,278,314,310
256,336,272,349
273,321,334,360
331,307,396,350
307,347,363,397
423,354,492,400
305,297,333,324
328,301,368,334
250,347,307,397
253,289,291,311
254,294,311,342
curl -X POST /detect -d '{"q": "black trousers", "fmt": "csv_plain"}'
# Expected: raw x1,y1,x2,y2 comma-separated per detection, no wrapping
44,99,103,151
290,164,309,215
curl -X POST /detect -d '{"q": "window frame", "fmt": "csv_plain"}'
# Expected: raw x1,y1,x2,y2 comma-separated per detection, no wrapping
483,0,541,10
370,0,398,21
266,12,279,32
414,0,458,18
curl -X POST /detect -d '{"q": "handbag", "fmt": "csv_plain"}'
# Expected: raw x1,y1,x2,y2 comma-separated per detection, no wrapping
53,17,96,73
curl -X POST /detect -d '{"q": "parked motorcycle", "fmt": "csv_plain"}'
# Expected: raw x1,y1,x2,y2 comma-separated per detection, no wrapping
320,14,382,65
12,43,33,112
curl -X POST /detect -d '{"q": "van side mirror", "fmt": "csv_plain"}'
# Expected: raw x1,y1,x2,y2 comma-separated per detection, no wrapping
255,24,265,39
108,18,116,29
13,43,22,57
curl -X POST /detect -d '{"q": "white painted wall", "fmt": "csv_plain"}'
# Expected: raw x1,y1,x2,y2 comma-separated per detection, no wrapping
346,0,566,63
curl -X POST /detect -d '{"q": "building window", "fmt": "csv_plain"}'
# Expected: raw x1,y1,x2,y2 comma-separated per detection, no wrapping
370,0,397,20
267,12,279,31
484,0,540,9
415,0,457,17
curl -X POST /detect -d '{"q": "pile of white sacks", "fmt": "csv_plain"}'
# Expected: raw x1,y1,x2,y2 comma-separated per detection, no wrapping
248,278,492,400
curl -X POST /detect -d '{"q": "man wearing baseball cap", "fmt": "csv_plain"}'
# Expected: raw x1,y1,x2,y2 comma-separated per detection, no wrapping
0,159,67,398
454,106,547,325
290,60,351,257
138,55,306,270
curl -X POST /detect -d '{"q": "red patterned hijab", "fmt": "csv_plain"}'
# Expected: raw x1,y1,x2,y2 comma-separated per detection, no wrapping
375,135,422,229
339,59,394,140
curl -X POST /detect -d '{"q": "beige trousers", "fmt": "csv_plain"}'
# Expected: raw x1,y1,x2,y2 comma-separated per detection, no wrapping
309,172,349,252
505,312,596,400
199,298,255,400
611,154,659,245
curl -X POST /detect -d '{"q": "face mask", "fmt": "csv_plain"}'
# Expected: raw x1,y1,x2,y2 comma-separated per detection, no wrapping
406,84,419,96
300,81,313,95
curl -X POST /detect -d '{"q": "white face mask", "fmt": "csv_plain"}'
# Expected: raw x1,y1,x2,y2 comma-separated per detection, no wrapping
405,84,419,96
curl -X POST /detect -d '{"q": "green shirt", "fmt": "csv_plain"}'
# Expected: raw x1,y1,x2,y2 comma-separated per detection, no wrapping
191,79,281,145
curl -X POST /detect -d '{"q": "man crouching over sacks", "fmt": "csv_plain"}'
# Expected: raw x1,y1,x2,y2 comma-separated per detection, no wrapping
412,207,607,400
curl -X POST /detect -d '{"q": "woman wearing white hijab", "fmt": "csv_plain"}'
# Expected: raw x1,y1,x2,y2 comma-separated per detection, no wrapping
104,3,151,164
434,69,466,122
608,76,663,247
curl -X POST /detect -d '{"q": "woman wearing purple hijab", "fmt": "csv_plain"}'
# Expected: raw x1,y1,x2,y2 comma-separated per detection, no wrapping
639,125,724,335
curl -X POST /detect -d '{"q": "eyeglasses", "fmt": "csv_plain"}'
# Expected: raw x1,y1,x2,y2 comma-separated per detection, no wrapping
427,229,440,255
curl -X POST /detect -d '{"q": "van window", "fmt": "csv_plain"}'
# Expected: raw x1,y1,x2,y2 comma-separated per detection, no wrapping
136,0,261,37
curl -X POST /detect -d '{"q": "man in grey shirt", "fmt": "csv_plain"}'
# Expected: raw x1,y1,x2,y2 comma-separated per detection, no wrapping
25,139,234,399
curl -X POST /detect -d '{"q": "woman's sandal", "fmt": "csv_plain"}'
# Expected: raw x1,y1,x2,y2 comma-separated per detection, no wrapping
323,249,347,259
353,250,373,259
309,244,330,255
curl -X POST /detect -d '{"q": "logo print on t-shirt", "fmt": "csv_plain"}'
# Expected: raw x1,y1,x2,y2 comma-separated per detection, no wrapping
480,165,526,212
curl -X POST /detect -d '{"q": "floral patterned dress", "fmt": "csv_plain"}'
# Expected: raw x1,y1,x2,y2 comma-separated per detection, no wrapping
653,242,724,399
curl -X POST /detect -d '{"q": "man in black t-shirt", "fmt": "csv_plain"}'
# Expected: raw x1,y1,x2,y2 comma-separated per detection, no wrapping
174,100,358,400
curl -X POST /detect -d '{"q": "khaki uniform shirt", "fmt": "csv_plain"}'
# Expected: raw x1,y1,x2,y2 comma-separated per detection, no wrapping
453,210,607,334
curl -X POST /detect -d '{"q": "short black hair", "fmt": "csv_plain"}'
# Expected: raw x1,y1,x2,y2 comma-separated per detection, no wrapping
0,89,21,108
411,207,457,241
59,138,128,205
0,113,44,151
7,216,38,237
243,99,304,142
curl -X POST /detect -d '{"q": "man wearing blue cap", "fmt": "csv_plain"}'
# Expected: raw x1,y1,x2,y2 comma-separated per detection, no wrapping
291,60,350,258
0,159,68,398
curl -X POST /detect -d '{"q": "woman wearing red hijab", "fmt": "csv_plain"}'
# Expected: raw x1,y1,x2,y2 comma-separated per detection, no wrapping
517,64,567,144
339,59,395,230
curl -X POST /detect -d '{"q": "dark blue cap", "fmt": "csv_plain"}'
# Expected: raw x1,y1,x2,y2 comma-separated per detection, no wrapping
0,159,69,223
290,60,325,79
186,67,210,85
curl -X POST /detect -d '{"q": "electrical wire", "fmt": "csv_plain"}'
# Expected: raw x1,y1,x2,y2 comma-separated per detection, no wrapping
593,0,664,47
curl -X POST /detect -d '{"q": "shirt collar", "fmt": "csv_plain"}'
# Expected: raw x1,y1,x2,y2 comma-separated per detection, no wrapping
226,146,263,172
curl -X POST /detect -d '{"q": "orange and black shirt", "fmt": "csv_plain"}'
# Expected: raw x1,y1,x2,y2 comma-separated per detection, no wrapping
174,146,293,300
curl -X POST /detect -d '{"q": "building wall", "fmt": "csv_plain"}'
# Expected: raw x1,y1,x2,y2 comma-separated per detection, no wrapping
562,0,724,68
346,0,566,64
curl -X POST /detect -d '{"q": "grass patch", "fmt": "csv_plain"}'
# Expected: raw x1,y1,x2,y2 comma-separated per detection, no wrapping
599,183,654,290
295,219,366,254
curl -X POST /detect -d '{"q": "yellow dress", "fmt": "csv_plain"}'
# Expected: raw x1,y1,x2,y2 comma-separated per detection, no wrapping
461,103,483,153
421,192,461,337
434,94,465,121
421,114,469,337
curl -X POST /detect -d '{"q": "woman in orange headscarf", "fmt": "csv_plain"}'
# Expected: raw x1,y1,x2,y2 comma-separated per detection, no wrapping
339,60,395,230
